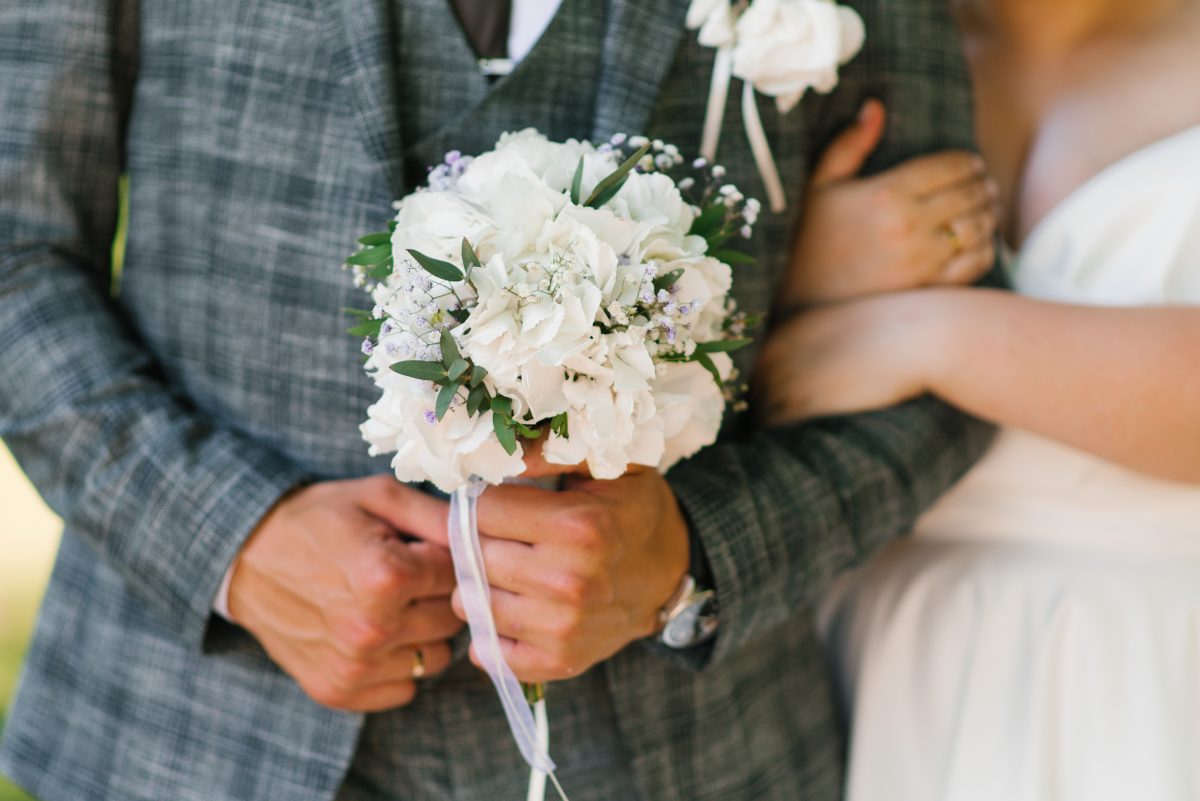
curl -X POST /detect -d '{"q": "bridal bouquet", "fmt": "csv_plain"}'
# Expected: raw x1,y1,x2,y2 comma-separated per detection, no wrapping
343,129,757,798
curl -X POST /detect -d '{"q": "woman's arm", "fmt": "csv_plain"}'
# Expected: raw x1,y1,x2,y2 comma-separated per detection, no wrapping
757,288,1200,483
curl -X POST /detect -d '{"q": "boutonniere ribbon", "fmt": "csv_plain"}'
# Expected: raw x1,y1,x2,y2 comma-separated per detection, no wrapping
687,0,866,213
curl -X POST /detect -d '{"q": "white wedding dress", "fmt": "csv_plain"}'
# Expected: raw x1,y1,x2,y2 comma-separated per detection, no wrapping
820,125,1200,801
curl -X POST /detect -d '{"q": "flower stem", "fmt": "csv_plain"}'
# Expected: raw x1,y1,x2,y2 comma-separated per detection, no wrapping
523,681,546,706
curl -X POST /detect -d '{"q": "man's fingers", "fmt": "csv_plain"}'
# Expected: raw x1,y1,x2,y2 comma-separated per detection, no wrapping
401,540,458,597
396,597,465,644
519,434,590,479
356,474,450,546
312,679,418,714
810,99,887,187
889,150,987,197
476,483,577,544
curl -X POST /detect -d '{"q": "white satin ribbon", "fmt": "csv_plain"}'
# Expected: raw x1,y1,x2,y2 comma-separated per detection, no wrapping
699,47,787,213
449,477,568,801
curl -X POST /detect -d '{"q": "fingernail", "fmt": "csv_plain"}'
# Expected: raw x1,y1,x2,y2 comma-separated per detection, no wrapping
858,101,874,123
972,154,987,173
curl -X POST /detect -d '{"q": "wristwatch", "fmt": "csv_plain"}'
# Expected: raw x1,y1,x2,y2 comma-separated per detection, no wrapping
656,574,719,649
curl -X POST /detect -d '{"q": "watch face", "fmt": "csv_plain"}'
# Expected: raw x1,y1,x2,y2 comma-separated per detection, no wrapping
663,605,701,649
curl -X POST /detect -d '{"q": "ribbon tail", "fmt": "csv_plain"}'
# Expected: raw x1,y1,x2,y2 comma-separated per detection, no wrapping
449,479,556,775
741,82,787,213
700,47,733,162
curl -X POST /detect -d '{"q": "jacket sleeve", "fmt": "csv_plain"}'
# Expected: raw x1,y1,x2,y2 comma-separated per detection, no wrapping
0,0,309,650
664,0,995,667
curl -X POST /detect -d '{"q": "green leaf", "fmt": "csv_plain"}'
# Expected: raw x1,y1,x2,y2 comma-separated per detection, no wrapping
439,332,461,366
586,175,630,209
466,383,489,416
435,380,460,421
343,307,372,320
585,142,651,208
695,351,723,387
550,412,570,439
407,249,464,282
389,360,448,381
367,257,394,280
514,421,542,439
491,395,513,417
346,244,392,266
347,318,384,338
711,248,755,265
447,358,469,381
493,413,518,455
357,231,391,247
695,338,752,354
387,220,398,233
569,156,585,205
689,204,727,238
461,238,482,273
652,268,684,293
469,364,489,388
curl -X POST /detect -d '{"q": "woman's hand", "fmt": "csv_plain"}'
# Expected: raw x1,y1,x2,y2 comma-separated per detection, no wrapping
781,101,1000,308
755,290,957,425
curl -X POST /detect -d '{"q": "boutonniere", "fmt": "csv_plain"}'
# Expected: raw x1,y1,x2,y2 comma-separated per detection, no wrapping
688,0,866,212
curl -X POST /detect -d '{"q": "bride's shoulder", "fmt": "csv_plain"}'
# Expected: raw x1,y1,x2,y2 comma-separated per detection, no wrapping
1013,29,1200,242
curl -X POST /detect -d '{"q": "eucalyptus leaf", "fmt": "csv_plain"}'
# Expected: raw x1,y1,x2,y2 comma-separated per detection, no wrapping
346,244,392,266
407,248,464,282
570,156,585,205
435,380,459,421
347,319,384,337
466,383,488,416
461,238,482,273
585,142,651,208
514,422,541,439
439,332,461,366
357,231,391,247
491,395,513,417
695,338,752,354
447,358,469,381
390,360,448,382
695,351,723,387
585,175,629,210
493,413,518,455
550,412,570,439
448,308,471,324
469,364,488,387
689,204,726,238
711,248,755,265
367,258,394,280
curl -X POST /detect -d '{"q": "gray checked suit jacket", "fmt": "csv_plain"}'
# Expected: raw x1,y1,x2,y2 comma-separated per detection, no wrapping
0,0,992,799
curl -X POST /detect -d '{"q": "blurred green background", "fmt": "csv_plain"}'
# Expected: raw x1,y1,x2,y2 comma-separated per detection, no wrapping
0,409,64,801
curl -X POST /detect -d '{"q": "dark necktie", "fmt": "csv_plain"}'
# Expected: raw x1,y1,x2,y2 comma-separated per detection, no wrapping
449,0,512,60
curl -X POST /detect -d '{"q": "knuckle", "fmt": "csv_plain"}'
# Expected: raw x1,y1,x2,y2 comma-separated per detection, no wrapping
330,656,369,690
306,678,350,709
357,561,409,599
340,615,390,653
561,506,605,548
549,569,591,606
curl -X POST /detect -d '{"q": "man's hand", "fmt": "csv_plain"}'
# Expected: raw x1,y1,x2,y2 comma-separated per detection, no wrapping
782,100,999,307
228,475,463,712
450,467,690,684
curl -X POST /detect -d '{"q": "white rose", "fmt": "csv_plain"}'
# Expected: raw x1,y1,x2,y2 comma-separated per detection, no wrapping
686,0,738,48
732,0,866,113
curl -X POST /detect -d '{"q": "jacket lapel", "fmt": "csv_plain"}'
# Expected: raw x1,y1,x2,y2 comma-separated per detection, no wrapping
592,0,692,140
323,0,407,195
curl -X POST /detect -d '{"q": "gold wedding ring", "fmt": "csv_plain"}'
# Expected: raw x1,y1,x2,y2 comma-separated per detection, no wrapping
411,648,426,679
942,223,964,255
